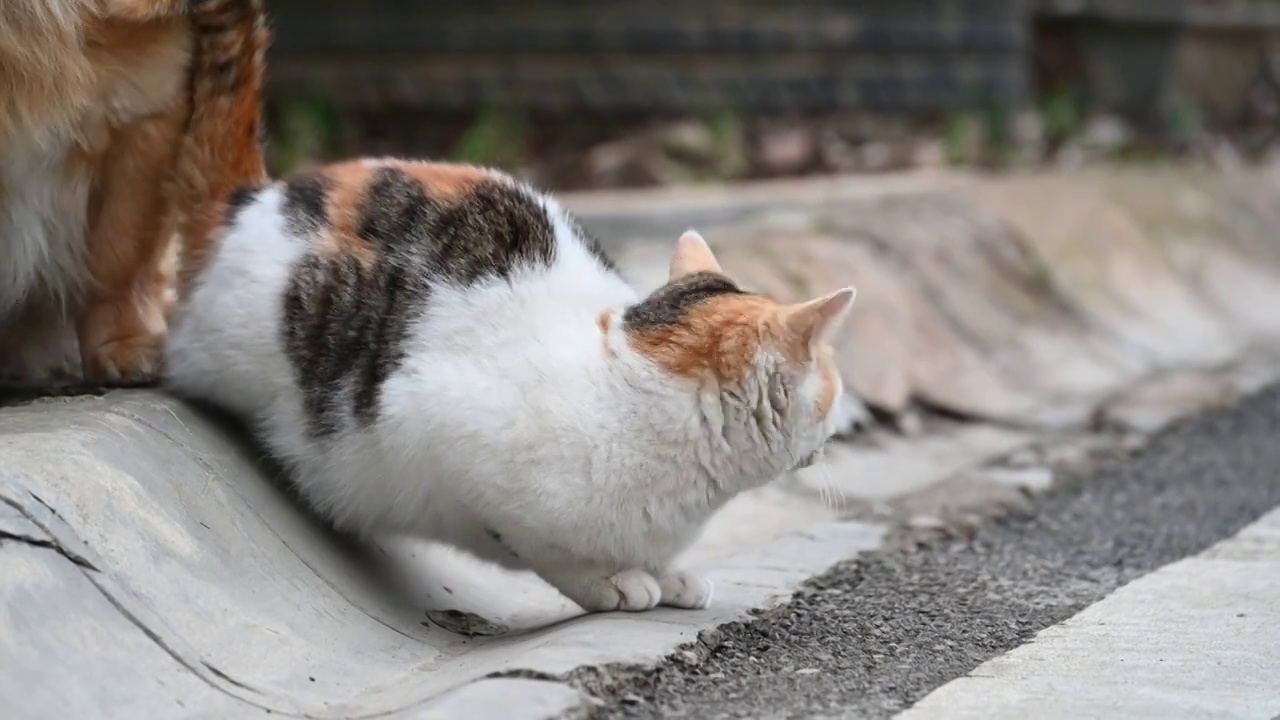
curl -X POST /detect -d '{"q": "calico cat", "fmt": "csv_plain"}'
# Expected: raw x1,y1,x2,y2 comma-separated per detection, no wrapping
166,162,854,612
162,7,854,614
0,0,265,386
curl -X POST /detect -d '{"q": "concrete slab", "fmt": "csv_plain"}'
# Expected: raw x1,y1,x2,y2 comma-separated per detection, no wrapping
1097,368,1238,433
0,392,882,719
896,507,1280,720
381,679,592,720
792,424,1032,505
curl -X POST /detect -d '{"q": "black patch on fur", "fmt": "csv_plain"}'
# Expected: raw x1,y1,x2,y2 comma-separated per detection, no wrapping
283,254,367,436
623,272,746,330
356,167,437,248
223,184,262,227
282,168,564,437
350,263,423,426
282,174,331,238
423,178,557,283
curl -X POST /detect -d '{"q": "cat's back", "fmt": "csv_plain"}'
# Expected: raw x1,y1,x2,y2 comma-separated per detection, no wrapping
171,158,630,436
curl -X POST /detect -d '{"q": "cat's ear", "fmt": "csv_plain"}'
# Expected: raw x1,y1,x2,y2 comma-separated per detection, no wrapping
669,230,723,280
778,287,856,350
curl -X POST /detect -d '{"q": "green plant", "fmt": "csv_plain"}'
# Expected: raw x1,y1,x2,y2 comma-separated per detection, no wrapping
451,107,526,169
943,114,977,166
1163,90,1203,149
1039,87,1085,148
269,93,342,176
982,101,1015,167
704,109,746,181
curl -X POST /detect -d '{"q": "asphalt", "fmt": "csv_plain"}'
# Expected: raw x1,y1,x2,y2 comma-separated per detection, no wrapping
581,385,1280,720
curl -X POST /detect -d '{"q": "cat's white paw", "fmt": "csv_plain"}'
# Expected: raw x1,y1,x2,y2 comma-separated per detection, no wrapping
657,570,713,609
563,569,661,613
606,569,662,612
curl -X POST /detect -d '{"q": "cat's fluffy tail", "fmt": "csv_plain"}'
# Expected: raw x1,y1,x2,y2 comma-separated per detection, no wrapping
173,0,270,298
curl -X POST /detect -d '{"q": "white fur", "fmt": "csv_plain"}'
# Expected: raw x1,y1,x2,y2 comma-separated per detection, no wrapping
0,138,91,317
0,132,92,377
167,179,843,613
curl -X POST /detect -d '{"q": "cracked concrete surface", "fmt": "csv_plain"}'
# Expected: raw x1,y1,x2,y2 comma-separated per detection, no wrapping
0,393,882,719
8,166,1280,718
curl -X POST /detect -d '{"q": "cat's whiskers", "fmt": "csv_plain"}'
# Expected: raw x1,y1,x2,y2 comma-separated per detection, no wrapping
810,449,846,513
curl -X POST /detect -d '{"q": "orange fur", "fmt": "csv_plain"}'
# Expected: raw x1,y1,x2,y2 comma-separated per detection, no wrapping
79,100,189,381
173,0,270,298
627,295,776,381
1,0,269,385
627,232,854,418
398,163,487,202
317,161,377,257
309,161,490,259
629,292,849,415
0,1,194,384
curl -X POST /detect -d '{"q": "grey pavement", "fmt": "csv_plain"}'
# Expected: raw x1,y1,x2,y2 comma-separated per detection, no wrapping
901,506,1280,720
586,384,1280,719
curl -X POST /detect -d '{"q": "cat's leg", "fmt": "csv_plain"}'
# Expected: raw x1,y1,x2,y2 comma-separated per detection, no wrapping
656,570,714,610
78,106,186,385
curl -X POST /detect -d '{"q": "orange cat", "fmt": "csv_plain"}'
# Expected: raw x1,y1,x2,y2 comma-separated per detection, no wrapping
0,0,266,387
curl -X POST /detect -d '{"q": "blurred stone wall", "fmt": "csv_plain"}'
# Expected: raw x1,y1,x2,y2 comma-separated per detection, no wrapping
260,0,1280,179
1035,0,1280,129
266,0,1029,113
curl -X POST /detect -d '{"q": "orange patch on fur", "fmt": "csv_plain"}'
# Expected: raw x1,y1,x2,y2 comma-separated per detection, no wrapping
314,161,488,263
400,163,488,203
627,295,776,381
597,311,617,358
314,162,380,261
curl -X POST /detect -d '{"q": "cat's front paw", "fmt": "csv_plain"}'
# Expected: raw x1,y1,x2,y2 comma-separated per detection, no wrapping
602,569,662,612
79,296,169,387
658,570,714,609
557,569,661,613
83,333,166,386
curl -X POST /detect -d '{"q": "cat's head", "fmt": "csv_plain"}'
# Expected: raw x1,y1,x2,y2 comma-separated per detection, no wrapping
623,230,855,486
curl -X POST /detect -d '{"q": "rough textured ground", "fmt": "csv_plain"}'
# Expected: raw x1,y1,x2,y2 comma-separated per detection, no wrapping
584,385,1280,720
9,168,1280,719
